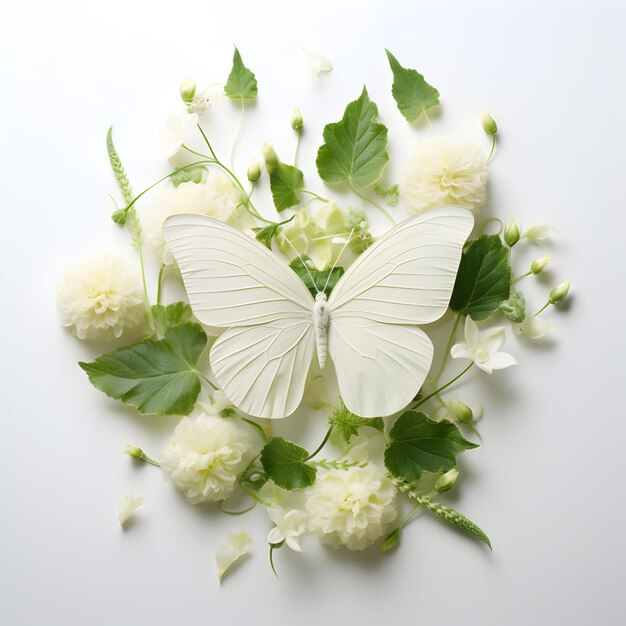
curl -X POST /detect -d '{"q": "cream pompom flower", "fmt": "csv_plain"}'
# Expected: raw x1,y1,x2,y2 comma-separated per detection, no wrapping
401,137,488,214
142,176,243,265
160,413,251,504
305,465,397,550
57,251,145,340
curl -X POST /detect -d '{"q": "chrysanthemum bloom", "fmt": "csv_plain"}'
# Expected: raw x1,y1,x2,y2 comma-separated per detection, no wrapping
57,251,145,340
305,465,397,550
160,413,251,504
401,137,488,214
142,175,242,265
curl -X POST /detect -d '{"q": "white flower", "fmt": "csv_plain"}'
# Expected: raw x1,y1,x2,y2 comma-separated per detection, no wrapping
142,176,242,265
57,251,145,340
160,413,251,504
215,531,252,582
525,222,557,242
401,137,488,214
513,310,550,339
301,47,333,79
117,495,144,528
451,317,517,374
267,507,308,551
159,112,198,159
189,83,224,116
305,465,397,551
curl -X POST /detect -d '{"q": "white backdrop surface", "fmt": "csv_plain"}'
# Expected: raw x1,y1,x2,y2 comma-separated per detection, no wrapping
1,1,625,624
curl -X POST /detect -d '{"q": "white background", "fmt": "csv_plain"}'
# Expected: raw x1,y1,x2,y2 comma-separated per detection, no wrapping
1,1,625,624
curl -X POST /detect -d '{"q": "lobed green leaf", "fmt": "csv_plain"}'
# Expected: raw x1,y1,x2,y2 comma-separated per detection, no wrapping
269,162,304,211
224,47,258,99
260,437,317,490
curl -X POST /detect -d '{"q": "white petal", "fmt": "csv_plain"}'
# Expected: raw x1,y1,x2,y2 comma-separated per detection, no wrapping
523,316,550,339
285,536,303,552
159,112,198,159
463,317,481,351
487,351,517,370
215,531,252,582
451,343,473,361
481,326,506,356
268,526,285,545
301,47,333,79
117,495,144,527
525,222,557,242
475,361,493,374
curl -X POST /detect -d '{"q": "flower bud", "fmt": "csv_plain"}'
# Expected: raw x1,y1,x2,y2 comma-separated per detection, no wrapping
531,255,553,275
179,77,197,104
435,468,459,493
478,109,497,135
124,444,144,460
549,280,572,304
291,107,304,131
381,528,401,553
503,219,521,247
261,142,279,173
448,399,474,424
247,158,262,183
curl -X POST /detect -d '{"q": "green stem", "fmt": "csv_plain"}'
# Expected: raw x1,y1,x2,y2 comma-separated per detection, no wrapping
196,123,274,225
304,424,334,461
294,131,301,167
432,313,462,386
196,371,218,390
219,499,257,516
269,544,280,579
156,264,166,305
230,98,245,170
350,184,396,224
397,501,425,530
240,417,269,443
181,144,211,159
414,363,473,410
534,301,551,317
488,134,497,161
301,189,329,203
129,208,151,313
239,483,272,507
513,271,532,284
478,217,503,235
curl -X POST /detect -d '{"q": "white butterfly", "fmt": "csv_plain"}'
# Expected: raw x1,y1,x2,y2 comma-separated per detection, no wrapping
163,206,473,419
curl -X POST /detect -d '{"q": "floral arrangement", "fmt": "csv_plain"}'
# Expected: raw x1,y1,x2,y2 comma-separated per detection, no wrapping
58,46,572,582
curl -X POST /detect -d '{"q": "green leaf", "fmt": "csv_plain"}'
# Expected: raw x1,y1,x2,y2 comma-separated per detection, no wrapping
316,86,389,189
450,234,513,321
330,402,384,444
224,47,258,99
427,501,492,550
260,437,317,491
372,182,399,206
269,162,304,211
253,215,295,250
385,49,440,123
289,256,344,298
150,301,194,337
79,323,207,416
384,411,478,482
500,291,526,323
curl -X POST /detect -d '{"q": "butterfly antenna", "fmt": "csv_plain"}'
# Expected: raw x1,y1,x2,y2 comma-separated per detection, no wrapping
321,228,355,296
280,231,321,295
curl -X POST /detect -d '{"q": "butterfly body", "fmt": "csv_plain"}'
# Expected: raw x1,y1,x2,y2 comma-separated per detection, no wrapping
163,207,474,419
313,292,330,369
